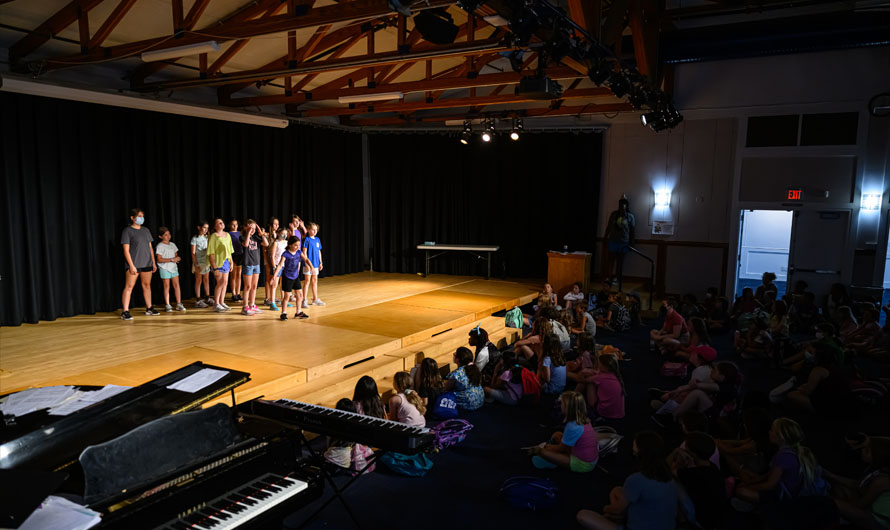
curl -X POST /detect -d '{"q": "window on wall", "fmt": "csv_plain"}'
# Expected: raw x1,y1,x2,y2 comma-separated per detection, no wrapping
746,115,799,147
800,112,859,146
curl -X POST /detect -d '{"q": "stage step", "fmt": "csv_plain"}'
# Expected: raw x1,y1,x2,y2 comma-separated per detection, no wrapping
384,315,504,370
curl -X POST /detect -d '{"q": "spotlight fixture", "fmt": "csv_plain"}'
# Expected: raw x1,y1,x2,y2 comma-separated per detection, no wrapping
481,119,495,142
413,9,459,45
642,98,684,132
460,120,473,145
608,71,630,99
481,130,491,142
587,56,613,86
627,84,649,109
510,117,522,140
509,5,541,47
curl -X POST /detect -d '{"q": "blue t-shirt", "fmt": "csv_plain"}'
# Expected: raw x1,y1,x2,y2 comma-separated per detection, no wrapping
542,357,566,394
280,248,302,280
304,236,322,268
623,472,679,530
445,366,484,411
229,230,243,255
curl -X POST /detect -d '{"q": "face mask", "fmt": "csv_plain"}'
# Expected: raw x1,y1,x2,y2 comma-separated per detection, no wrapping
815,332,824,339
135,216,144,225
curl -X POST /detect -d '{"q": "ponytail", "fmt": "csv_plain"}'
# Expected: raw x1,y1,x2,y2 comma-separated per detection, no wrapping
394,371,427,416
795,443,819,485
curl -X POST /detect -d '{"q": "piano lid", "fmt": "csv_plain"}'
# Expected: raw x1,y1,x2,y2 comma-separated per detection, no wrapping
0,362,250,471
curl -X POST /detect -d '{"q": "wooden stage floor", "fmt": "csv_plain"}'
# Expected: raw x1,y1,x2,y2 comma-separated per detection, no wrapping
0,273,538,404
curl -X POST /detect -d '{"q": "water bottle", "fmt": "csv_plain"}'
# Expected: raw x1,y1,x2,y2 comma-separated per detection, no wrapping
563,244,568,253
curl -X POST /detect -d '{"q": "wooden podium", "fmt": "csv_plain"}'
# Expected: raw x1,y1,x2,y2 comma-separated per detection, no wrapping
547,251,592,299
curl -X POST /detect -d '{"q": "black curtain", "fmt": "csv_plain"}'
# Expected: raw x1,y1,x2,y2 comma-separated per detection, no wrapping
369,132,602,278
0,92,364,326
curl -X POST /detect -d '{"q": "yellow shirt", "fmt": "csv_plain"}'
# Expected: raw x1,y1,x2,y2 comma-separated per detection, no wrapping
207,232,234,268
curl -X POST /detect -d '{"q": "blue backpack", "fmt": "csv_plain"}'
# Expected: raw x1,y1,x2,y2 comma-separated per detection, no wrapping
431,391,459,419
501,476,558,511
431,419,473,451
380,452,433,477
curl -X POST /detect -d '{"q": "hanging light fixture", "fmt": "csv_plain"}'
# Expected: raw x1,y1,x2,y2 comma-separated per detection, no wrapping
459,120,473,144
510,117,523,140
481,119,495,142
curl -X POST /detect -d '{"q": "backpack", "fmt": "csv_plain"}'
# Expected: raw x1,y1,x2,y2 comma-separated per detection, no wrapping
380,452,433,477
660,361,688,378
501,476,558,511
550,320,571,352
520,367,542,405
505,306,523,328
594,426,623,457
431,391,459,419
431,419,473,451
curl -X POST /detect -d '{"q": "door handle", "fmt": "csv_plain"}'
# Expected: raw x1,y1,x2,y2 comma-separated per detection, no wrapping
792,268,840,274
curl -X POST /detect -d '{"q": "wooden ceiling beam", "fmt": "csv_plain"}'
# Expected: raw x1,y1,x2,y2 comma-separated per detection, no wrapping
182,0,213,32
40,0,454,70
292,87,612,117
350,101,633,125
77,2,91,53
172,0,184,34
628,0,662,80
601,0,629,48
295,24,332,62
208,39,249,76
88,0,138,49
9,0,105,62
224,66,584,106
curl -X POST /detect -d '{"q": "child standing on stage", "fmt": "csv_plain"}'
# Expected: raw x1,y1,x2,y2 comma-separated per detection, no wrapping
191,220,213,308
268,229,288,311
208,218,234,312
120,208,158,320
263,217,279,306
156,227,186,312
302,222,325,307
227,219,242,302
239,219,268,316
273,236,309,320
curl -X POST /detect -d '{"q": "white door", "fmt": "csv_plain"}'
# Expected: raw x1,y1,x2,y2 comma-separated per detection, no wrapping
788,210,851,300
738,210,793,281
884,226,890,289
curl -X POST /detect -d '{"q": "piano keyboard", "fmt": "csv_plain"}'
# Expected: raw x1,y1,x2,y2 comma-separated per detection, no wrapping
156,473,308,530
247,399,435,454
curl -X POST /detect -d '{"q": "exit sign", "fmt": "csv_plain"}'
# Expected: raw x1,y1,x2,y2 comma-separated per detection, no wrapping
787,188,803,201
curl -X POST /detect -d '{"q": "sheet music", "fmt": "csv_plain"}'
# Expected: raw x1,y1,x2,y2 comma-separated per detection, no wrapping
17,495,101,530
0,386,77,417
166,368,229,393
47,385,132,416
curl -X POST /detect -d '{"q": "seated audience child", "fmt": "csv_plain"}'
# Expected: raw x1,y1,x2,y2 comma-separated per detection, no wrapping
781,322,844,372
790,291,819,333
444,347,484,411
650,298,690,354
825,435,890,530
580,354,626,420
525,283,558,325
836,305,859,343
784,344,852,415
846,308,882,352
824,283,852,323
514,317,552,362
754,272,778,306
467,325,496,373
352,375,385,419
527,391,599,472
564,282,585,309
770,300,790,343
387,372,426,427
413,357,443,408
731,287,762,324
734,418,827,509
705,296,730,333
576,431,682,530
677,293,700,321
538,334,567,395
569,300,597,337
597,292,631,333
669,317,716,364
651,362,740,424
567,332,596,383
484,351,523,405
734,317,772,359
668,433,725,530
716,408,774,478
324,398,375,474
677,411,720,468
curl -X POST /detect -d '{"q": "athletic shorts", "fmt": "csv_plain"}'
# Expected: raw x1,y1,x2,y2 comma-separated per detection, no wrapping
608,241,629,254
569,455,597,473
215,259,231,273
231,253,243,266
134,266,153,273
159,269,179,280
196,263,210,275
243,264,261,276
304,267,320,278
281,276,302,293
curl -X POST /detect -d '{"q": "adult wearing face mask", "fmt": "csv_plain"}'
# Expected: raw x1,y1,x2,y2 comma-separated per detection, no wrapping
603,196,635,290
121,207,158,321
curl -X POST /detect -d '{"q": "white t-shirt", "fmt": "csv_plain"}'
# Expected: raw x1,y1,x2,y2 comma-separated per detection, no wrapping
475,345,491,371
691,364,712,383
564,292,585,302
191,235,208,264
272,240,288,265
156,242,179,273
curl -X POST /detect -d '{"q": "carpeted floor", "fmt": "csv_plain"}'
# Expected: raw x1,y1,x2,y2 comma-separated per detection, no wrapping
283,315,890,530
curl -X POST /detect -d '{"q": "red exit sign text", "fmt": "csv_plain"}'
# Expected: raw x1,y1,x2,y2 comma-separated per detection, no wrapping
787,189,803,201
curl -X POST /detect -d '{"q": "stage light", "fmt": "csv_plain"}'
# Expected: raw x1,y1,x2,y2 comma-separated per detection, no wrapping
510,117,522,140
141,41,219,62
587,57,613,86
654,189,672,208
481,119,495,142
460,120,473,145
608,71,630,98
641,111,657,126
413,9,459,45
481,131,491,142
509,6,540,47
862,193,882,211
627,84,649,109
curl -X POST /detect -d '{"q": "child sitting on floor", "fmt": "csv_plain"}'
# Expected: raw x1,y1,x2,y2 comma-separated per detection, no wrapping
352,375,385,418
324,398,375,474
580,353,626,420
444,347,484,411
526,391,599,472
387,372,426,427
483,351,524,406
567,332,596,384
413,357,443,409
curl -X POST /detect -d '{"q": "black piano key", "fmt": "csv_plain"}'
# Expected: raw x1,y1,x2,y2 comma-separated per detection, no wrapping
170,521,190,530
256,480,282,492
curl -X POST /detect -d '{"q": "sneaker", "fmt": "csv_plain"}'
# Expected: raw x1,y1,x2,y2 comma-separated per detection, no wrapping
264,299,272,305
312,299,326,306
233,294,242,302
296,312,309,319
221,303,231,311
287,302,294,308
165,304,173,312
176,303,187,312
270,302,279,311
280,313,288,321
241,307,255,316
251,305,263,314
195,300,208,308
301,300,309,308
215,304,227,313
121,310,133,321
204,297,215,305
145,307,160,316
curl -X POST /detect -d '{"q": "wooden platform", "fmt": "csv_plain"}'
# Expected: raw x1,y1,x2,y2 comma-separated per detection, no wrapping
0,273,537,408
